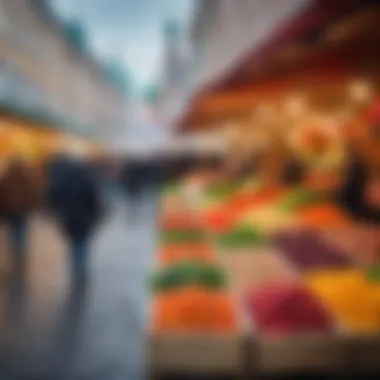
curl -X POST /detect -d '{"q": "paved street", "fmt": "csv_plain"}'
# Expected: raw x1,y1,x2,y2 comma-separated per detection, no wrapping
0,189,158,380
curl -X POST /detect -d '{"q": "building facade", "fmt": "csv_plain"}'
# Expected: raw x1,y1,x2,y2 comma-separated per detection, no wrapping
189,0,307,91
0,0,127,140
158,19,191,130
157,0,308,130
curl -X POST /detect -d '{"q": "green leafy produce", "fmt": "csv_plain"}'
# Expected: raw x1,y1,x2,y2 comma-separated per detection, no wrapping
217,226,265,249
276,188,327,212
365,265,380,283
205,182,240,200
240,178,262,192
160,229,206,244
200,197,223,211
151,260,227,292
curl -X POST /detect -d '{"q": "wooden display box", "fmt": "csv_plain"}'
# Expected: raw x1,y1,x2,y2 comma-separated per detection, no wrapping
255,334,347,373
345,334,380,372
149,332,245,376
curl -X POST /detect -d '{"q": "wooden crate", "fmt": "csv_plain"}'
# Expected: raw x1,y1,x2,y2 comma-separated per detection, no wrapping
256,334,347,373
345,334,380,372
149,333,245,376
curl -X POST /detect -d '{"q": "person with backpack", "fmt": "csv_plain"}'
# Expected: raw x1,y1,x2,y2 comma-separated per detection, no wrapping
46,155,104,283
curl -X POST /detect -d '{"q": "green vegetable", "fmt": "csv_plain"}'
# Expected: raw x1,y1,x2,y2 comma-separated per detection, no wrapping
365,265,380,283
200,197,223,210
160,229,206,244
151,260,227,292
217,226,265,249
241,178,262,192
276,188,327,212
205,182,240,200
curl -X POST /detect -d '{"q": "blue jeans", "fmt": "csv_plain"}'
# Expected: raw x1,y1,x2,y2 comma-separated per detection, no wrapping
10,217,27,257
70,237,89,280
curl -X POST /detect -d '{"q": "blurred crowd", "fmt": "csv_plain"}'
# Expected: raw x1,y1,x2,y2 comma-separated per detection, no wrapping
0,151,201,286
0,154,106,285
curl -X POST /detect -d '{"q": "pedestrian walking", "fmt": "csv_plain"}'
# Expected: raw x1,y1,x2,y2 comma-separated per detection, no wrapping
46,155,104,283
0,156,42,266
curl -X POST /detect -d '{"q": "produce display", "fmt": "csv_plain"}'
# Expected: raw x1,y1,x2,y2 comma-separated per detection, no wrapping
220,248,298,298
151,260,227,292
239,204,299,234
306,270,380,333
204,182,240,201
152,188,238,333
216,226,266,250
247,283,333,335
160,192,189,215
296,203,352,229
201,184,296,234
151,154,380,374
229,186,287,212
158,244,215,265
160,228,206,245
366,265,380,282
154,179,380,337
153,287,238,333
321,227,380,265
272,231,352,270
159,212,201,230
201,205,239,233
276,188,327,212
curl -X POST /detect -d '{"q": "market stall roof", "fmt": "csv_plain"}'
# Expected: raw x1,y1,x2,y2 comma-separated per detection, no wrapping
179,0,379,132
211,0,372,93
180,63,357,130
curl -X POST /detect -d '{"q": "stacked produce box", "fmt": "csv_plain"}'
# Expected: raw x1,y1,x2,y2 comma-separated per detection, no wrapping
150,183,243,376
150,177,380,377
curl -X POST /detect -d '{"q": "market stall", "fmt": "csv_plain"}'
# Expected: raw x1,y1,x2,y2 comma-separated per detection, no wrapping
150,1,380,377
150,170,380,377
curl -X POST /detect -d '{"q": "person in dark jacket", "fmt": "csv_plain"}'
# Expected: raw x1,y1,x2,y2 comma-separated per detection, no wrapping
46,156,103,282
121,160,139,198
338,109,380,258
0,157,42,263
120,159,146,221
283,157,306,186
339,147,380,223
339,102,380,221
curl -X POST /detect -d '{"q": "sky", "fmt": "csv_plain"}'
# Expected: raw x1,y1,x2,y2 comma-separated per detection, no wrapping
50,0,196,91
